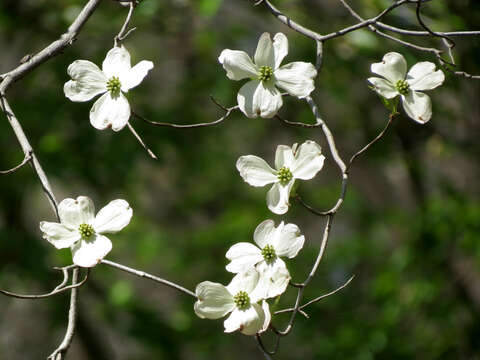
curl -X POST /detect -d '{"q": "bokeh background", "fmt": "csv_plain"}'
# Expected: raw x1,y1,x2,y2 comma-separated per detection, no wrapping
1,0,480,359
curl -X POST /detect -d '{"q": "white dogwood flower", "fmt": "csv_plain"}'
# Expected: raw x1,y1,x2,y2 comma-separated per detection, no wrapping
368,52,445,123
226,219,305,299
40,196,132,267
236,140,325,214
219,32,317,118
64,46,153,131
194,269,271,336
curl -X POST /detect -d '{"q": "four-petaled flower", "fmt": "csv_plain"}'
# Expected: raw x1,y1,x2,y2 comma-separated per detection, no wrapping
236,140,325,214
226,219,305,299
368,52,445,123
219,32,317,118
194,269,271,335
64,45,153,131
40,196,133,267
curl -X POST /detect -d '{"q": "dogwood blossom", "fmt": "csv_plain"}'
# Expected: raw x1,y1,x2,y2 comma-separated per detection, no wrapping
368,52,445,123
226,219,305,299
219,32,317,118
40,196,132,267
236,140,325,214
64,46,153,131
194,269,271,335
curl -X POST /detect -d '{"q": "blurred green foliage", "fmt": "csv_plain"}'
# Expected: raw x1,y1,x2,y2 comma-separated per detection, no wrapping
0,0,479,359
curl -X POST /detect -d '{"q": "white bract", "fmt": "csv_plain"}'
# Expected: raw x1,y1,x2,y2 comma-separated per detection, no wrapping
194,269,271,336
226,219,305,299
368,52,445,123
219,32,317,118
40,196,132,267
64,45,153,131
236,140,325,214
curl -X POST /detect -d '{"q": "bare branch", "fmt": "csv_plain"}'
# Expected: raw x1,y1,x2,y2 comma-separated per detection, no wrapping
0,267,89,300
133,103,238,129
347,112,397,172
0,0,102,91
101,259,197,298
0,95,59,218
126,121,158,159
275,275,355,315
114,1,137,46
0,151,32,175
48,268,81,360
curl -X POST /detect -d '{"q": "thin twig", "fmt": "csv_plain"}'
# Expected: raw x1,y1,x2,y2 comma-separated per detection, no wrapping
101,259,197,298
0,268,89,299
0,95,59,219
0,151,32,174
277,215,334,336
114,1,136,46
275,275,355,315
346,112,397,172
133,105,238,128
48,268,80,360
126,121,158,159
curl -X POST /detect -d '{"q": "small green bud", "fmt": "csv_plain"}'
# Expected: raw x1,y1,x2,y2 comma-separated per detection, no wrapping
106,76,122,97
261,244,276,263
78,223,94,239
233,291,250,310
395,79,410,95
277,166,293,185
258,66,274,82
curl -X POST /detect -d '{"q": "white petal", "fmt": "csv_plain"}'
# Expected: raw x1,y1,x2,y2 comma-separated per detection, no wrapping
266,181,293,215
259,301,271,333
225,243,263,273
254,32,275,68
39,222,80,249
274,61,317,98
271,222,305,258
194,281,235,319
253,259,291,299
253,219,276,249
122,60,154,91
291,140,325,180
237,80,283,118
236,155,277,187
401,91,432,124
275,145,295,170
371,52,407,83
58,196,95,228
89,92,131,132
273,33,288,69
226,268,259,295
367,77,399,99
218,50,258,81
94,199,132,234
406,62,445,91
102,45,131,79
64,60,107,102
224,306,266,335
71,234,112,268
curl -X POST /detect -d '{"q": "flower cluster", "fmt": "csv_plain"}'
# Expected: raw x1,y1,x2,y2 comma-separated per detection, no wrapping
38,31,446,339
194,219,305,335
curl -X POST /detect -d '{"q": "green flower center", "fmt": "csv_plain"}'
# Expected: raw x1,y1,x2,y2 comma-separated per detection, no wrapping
233,290,250,310
258,66,273,82
395,79,410,95
261,244,276,263
106,76,122,97
277,166,293,185
78,223,94,239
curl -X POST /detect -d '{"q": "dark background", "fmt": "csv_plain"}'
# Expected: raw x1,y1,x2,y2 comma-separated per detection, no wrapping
1,0,480,358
